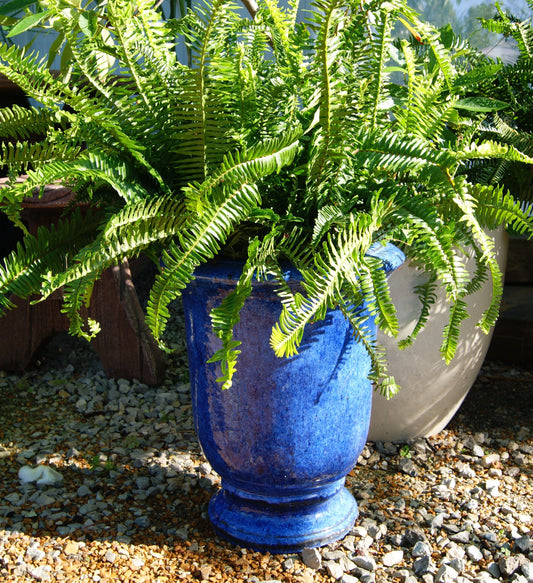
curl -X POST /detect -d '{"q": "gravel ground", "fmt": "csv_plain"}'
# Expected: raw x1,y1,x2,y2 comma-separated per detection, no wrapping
0,299,532,583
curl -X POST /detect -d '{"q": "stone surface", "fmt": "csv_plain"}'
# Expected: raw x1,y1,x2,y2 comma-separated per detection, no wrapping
0,307,531,583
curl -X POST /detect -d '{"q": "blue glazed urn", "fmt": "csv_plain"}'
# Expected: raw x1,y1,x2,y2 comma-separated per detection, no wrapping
181,244,404,552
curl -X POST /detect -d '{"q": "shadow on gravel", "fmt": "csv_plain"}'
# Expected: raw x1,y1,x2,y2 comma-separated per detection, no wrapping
0,330,222,552
449,360,533,435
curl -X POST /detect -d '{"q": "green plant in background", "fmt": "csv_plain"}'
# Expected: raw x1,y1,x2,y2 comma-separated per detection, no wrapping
0,0,531,400
392,1,532,207
471,0,533,201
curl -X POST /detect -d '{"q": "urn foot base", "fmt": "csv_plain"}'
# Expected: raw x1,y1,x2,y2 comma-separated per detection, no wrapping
208,482,358,553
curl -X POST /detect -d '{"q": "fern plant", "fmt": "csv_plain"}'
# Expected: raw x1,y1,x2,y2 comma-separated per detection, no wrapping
0,0,531,398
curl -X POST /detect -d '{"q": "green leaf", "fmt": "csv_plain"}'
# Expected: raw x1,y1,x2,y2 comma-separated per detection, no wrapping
46,31,65,69
78,12,98,38
0,0,37,17
454,97,509,112
7,9,50,37
452,64,503,88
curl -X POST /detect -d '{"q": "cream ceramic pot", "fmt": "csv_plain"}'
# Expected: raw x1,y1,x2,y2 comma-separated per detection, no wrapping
369,229,509,443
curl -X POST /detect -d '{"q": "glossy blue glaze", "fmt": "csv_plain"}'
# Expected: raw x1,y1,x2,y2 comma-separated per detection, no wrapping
182,243,404,552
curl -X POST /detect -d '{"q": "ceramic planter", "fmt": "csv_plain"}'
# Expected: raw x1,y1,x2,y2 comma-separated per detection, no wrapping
181,244,404,552
369,229,509,443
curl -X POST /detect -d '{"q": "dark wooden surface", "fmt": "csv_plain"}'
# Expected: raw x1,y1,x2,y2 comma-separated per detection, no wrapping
488,237,533,368
0,179,166,385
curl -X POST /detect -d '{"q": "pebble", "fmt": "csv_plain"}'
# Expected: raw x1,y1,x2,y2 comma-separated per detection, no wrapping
382,550,404,567
301,547,322,570
324,560,344,579
466,545,484,562
352,553,377,572
413,541,432,557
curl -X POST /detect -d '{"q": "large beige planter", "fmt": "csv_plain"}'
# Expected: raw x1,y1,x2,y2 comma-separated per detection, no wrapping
369,229,509,443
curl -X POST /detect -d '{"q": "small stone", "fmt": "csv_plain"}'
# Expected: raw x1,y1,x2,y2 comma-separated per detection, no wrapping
450,531,470,544
77,485,92,497
354,535,373,551
130,558,144,571
413,542,432,558
448,558,465,574
34,494,55,506
135,476,151,490
515,536,532,553
340,575,359,583
342,536,356,552
104,550,117,563
282,557,294,571
402,527,427,547
339,555,356,572
198,565,212,580
399,458,419,477
499,556,522,577
435,564,459,582
481,454,500,468
301,547,322,570
521,562,533,580
323,550,346,561
414,555,436,575
25,544,45,562
5,492,22,505
466,545,483,562
382,550,404,567
457,463,476,479
27,565,52,581
134,516,150,528
486,562,501,578
352,553,377,572
325,560,344,579
464,499,479,511
352,526,368,538
485,479,500,497
482,531,498,544
63,541,79,555
431,514,446,530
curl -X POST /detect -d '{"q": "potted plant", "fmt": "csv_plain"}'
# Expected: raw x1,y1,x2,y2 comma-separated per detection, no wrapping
0,0,531,551
370,3,533,442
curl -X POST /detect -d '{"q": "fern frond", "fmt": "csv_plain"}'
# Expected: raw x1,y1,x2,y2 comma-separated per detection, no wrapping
271,204,385,358
206,238,261,389
0,141,82,174
0,207,103,316
473,182,533,237
368,5,394,130
451,177,504,333
183,132,302,213
340,299,399,398
147,182,263,342
42,196,190,300
397,277,438,349
440,298,469,363
0,105,63,140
